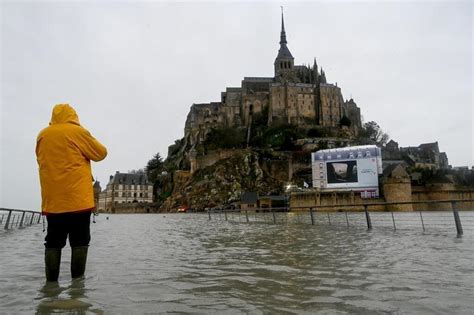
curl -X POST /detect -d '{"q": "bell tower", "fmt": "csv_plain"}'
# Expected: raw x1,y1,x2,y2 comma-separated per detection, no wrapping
274,8,294,81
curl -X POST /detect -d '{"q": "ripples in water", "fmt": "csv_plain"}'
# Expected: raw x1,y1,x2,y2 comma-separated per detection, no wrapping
0,213,473,314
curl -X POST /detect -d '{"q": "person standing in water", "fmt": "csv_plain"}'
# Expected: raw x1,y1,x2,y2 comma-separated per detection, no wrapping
36,104,107,281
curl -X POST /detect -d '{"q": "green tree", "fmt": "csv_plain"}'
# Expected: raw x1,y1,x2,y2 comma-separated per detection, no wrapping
145,152,164,183
358,121,389,146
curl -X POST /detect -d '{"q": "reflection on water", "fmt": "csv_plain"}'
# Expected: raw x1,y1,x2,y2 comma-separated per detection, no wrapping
36,279,97,314
0,214,473,314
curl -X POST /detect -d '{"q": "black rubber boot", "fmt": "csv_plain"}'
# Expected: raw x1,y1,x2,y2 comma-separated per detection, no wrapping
45,248,61,282
71,246,88,278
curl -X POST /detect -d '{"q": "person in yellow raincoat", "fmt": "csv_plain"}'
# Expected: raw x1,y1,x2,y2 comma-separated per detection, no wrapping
36,104,107,281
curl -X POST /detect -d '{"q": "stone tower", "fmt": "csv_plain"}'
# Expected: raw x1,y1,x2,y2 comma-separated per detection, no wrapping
274,9,294,81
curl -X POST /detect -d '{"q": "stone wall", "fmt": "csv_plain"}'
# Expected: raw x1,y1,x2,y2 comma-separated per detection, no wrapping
290,185,474,212
411,186,474,211
290,191,385,211
319,84,344,127
108,202,159,214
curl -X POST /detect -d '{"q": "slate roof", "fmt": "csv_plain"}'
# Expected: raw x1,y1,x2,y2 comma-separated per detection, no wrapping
276,44,294,60
111,172,150,185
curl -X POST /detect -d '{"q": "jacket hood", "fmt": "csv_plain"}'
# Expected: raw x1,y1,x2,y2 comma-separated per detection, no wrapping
50,104,80,125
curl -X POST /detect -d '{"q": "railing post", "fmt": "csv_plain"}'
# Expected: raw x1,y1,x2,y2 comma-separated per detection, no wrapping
272,209,276,224
391,212,396,230
309,207,314,226
4,210,12,230
364,205,372,230
19,212,26,227
245,210,249,223
0,214,3,224
30,213,35,225
452,201,463,236
419,211,425,232
37,214,41,224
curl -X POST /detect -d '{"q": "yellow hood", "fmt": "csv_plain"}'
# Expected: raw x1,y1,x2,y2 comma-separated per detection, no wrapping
50,104,80,125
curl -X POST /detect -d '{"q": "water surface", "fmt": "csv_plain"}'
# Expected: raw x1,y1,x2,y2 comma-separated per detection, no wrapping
0,213,473,314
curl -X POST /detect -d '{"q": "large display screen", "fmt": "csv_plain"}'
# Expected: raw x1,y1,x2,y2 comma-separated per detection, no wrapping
311,145,382,197
326,161,358,184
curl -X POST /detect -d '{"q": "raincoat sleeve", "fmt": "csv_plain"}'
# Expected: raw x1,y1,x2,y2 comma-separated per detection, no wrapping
75,128,108,162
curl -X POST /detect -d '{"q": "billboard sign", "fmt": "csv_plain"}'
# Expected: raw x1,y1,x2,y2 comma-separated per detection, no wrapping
311,145,382,198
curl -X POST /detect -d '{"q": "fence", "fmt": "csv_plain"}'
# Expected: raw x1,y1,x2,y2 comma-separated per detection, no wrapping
0,208,42,230
207,199,474,237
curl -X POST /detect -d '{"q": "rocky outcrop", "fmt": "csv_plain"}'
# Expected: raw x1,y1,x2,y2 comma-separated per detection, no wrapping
160,150,283,212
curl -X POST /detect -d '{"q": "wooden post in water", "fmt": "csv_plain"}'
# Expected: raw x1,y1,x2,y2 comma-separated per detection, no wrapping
19,212,25,227
345,212,349,227
327,212,331,225
245,210,249,223
208,211,211,220
419,211,425,232
391,212,396,230
309,208,314,225
451,201,463,236
272,209,276,224
4,210,12,230
364,205,372,230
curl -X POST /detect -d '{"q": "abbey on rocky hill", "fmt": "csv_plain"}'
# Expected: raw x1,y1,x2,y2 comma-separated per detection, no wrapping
184,11,362,147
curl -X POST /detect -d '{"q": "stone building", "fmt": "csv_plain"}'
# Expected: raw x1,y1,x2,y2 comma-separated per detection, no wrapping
383,140,449,170
184,12,362,147
97,171,153,212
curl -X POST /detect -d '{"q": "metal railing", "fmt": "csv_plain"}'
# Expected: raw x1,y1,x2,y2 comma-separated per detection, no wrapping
0,208,42,230
207,199,474,237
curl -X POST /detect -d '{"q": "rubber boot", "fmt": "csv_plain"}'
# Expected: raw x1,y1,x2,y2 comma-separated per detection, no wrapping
71,246,88,278
45,248,61,282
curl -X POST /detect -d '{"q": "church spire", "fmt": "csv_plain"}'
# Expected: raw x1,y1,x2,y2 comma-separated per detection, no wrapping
274,7,294,80
280,7,287,45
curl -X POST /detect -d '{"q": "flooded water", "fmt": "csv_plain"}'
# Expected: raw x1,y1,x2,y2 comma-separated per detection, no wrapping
0,213,473,314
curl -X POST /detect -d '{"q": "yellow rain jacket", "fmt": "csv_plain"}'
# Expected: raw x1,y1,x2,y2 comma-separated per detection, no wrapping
36,104,107,214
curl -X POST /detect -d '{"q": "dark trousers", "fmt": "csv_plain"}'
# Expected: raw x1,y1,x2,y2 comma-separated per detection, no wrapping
44,211,91,249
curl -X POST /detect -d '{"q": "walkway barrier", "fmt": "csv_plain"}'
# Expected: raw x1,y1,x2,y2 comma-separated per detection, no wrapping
207,199,474,237
0,208,42,230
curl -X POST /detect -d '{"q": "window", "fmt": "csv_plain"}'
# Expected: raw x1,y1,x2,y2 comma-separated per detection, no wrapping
122,192,126,197
140,193,143,197
133,193,137,198
145,193,148,198
114,192,118,197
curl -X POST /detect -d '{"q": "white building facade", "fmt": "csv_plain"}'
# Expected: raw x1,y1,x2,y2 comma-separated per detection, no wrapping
97,171,153,212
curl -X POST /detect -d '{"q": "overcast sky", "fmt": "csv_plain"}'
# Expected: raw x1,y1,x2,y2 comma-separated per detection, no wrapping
1,1,472,211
